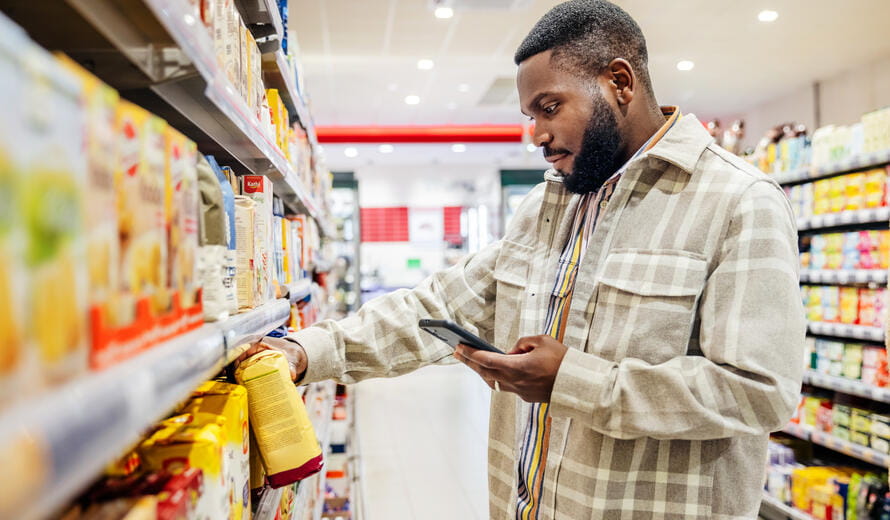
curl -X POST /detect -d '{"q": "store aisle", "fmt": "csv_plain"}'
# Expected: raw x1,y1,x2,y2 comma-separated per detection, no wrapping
355,362,491,519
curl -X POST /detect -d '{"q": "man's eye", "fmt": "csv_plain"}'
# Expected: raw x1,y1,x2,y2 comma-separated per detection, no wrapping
543,104,558,114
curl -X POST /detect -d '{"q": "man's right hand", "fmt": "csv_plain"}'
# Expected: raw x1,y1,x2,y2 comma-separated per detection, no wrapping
235,336,308,382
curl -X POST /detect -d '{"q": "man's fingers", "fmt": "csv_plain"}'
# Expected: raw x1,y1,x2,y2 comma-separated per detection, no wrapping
455,344,513,369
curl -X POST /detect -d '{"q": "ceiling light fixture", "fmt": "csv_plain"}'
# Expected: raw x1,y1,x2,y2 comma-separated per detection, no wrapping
458,83,470,93
452,144,466,153
758,9,779,22
434,6,453,19
404,95,420,105
417,59,434,70
344,147,358,158
378,144,394,154
676,60,695,71
527,143,537,153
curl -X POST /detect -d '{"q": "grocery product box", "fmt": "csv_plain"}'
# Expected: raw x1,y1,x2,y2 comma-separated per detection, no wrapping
241,175,274,304
22,48,89,384
863,168,888,208
234,195,256,309
851,408,873,434
184,381,251,520
164,127,203,326
139,420,228,519
0,26,31,404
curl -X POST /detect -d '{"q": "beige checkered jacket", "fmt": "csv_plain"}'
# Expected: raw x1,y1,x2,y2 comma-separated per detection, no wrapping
294,114,806,519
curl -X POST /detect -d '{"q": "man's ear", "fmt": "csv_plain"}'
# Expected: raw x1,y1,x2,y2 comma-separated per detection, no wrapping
606,58,635,106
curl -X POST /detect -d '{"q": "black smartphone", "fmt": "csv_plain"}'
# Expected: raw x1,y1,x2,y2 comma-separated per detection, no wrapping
419,319,505,354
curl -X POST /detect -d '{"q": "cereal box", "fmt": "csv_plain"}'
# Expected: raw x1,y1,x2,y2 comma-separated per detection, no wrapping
234,195,256,309
22,48,89,384
241,175,274,304
164,127,200,309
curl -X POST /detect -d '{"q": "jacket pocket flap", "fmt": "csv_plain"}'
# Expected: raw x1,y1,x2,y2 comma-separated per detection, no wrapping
493,240,533,287
598,249,707,297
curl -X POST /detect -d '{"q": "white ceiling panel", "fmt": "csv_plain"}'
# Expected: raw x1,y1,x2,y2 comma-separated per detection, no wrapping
290,0,890,161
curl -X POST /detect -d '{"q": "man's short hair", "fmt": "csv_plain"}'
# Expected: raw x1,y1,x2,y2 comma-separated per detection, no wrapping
514,0,651,91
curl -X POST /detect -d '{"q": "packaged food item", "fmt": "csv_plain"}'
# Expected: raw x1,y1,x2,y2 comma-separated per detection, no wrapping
139,419,227,519
864,168,888,208
0,22,29,404
241,175,274,303
821,286,839,323
842,343,863,380
839,287,859,325
205,157,238,315
813,179,831,215
55,55,121,337
164,128,201,315
197,156,229,322
225,3,242,95
829,176,846,214
851,408,873,435
845,172,866,211
858,288,877,327
235,351,323,487
79,496,158,520
183,381,251,520
234,195,256,309
22,47,89,383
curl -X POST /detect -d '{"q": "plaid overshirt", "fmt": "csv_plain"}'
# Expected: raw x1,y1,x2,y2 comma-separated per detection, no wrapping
294,114,806,519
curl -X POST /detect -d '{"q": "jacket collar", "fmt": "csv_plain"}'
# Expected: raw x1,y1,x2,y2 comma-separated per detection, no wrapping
643,114,713,175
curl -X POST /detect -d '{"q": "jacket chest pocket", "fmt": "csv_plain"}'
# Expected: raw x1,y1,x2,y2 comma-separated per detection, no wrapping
588,249,707,364
493,240,533,349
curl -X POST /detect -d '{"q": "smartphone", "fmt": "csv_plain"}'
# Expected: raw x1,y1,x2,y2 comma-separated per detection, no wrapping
419,319,505,354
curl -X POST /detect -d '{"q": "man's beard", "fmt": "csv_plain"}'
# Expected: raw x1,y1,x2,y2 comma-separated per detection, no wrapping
550,92,623,194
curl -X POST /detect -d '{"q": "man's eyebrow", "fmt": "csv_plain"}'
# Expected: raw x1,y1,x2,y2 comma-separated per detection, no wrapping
521,92,550,116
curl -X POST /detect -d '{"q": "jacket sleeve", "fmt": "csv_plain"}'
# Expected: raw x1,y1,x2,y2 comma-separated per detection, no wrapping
549,180,806,440
292,241,501,384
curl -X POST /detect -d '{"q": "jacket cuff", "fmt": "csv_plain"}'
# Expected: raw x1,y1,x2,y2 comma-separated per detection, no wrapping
288,326,343,384
549,348,616,423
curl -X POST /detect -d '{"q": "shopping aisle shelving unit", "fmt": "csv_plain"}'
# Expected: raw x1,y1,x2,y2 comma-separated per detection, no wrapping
807,321,885,342
780,423,890,467
0,300,290,519
797,207,890,232
773,149,890,186
802,370,890,402
760,492,815,520
761,145,890,519
799,269,888,284
2,0,332,235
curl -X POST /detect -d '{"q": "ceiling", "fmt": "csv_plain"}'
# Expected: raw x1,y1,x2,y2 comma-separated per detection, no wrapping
289,0,890,168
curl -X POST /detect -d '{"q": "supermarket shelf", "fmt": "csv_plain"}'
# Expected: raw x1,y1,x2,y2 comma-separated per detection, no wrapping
773,149,890,186
799,269,888,285
287,279,313,305
803,371,890,402
807,321,885,342
5,0,331,228
236,0,284,52
221,299,292,363
760,492,814,520
780,424,890,466
797,207,890,231
261,50,318,145
0,300,293,518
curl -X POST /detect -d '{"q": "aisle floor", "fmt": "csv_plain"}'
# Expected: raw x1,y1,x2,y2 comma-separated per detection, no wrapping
355,362,491,520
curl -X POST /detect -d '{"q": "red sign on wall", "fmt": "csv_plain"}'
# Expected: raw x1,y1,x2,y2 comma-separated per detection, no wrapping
360,207,410,242
443,206,462,245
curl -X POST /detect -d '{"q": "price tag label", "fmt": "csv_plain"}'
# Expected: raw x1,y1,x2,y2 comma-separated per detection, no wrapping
841,211,855,224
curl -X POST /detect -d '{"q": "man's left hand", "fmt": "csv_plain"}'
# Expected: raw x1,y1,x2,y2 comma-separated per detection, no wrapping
454,335,569,403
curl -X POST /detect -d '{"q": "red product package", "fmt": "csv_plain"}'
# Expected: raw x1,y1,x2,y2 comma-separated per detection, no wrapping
816,400,834,433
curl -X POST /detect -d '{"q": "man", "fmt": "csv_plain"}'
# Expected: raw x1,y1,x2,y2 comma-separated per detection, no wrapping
248,1,805,517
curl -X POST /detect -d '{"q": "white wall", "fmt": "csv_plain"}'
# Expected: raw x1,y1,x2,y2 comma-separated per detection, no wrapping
738,54,890,149
356,164,500,288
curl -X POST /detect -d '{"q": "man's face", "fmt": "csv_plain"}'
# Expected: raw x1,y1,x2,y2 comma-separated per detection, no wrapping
517,51,624,194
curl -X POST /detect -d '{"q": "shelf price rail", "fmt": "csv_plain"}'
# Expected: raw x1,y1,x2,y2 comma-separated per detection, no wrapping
0,300,290,520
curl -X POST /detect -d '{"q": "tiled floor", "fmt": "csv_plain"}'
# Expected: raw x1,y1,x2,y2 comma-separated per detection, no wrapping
354,362,491,520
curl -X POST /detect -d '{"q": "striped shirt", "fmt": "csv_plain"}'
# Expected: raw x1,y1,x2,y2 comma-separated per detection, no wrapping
516,107,680,519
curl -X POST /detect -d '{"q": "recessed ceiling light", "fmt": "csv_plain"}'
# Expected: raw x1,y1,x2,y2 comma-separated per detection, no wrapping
451,144,466,153
446,102,458,110
387,83,398,91
676,60,695,71
344,147,358,158
404,95,420,105
458,83,470,93
417,59,434,70
526,143,537,153
378,144,394,154
758,9,779,22
434,6,453,19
